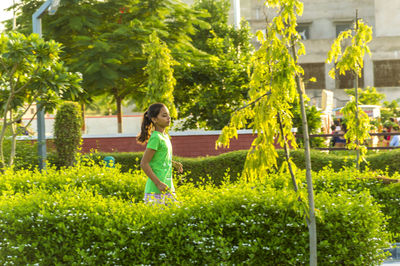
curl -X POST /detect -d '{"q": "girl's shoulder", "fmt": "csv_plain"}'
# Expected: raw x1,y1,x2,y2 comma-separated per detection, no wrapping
148,131,169,141
151,130,169,137
148,131,159,141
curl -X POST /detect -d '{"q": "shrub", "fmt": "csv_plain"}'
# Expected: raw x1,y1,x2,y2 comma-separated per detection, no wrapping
0,182,390,265
0,160,146,203
88,152,143,173
1,123,38,170
314,168,400,242
263,167,400,242
276,149,352,172
364,149,400,174
3,139,38,170
54,102,82,167
91,150,248,186
94,149,351,185
15,147,400,184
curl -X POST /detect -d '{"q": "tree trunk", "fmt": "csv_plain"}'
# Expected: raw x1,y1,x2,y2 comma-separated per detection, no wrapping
296,78,317,266
277,111,298,192
354,74,360,169
8,110,16,166
354,15,360,169
0,124,6,169
81,103,86,134
114,89,123,134
291,44,317,266
9,132,17,167
0,89,16,169
0,111,10,169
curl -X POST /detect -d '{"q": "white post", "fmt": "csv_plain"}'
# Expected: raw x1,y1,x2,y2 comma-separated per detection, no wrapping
233,0,240,29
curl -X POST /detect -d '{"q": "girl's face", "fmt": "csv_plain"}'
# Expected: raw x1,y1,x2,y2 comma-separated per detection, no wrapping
153,106,170,129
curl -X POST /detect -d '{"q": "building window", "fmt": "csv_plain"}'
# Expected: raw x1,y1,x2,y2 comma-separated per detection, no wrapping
300,63,325,89
374,60,400,87
254,7,261,20
296,24,311,40
335,22,353,37
336,67,364,89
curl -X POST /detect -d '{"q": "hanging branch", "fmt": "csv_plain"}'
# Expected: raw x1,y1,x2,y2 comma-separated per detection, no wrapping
277,111,298,192
326,12,372,167
233,91,272,114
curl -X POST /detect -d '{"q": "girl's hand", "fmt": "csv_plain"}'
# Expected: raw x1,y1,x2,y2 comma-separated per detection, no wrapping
156,181,169,193
173,161,183,173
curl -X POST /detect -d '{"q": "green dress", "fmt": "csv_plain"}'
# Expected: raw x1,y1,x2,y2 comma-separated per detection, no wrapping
144,131,174,194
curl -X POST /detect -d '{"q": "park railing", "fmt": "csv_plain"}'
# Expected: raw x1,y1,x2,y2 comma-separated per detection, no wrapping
296,132,400,151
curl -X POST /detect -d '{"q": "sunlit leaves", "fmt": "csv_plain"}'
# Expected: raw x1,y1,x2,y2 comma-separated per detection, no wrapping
341,99,370,163
344,86,385,105
143,32,178,118
0,32,82,168
326,19,373,164
326,21,372,79
217,0,304,181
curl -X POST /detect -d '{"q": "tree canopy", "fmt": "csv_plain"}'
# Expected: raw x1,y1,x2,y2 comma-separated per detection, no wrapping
345,86,385,105
173,0,254,130
7,0,208,132
0,31,82,168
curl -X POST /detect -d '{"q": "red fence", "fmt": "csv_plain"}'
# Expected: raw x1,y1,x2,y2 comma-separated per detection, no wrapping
80,131,259,157
31,131,400,158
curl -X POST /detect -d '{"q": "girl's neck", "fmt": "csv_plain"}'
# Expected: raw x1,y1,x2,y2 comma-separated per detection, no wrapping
154,125,166,134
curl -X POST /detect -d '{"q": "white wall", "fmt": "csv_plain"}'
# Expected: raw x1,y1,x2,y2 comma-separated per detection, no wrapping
26,116,143,136
375,0,400,37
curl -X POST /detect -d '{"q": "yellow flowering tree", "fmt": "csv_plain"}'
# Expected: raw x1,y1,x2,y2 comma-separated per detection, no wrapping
326,19,373,167
216,0,317,264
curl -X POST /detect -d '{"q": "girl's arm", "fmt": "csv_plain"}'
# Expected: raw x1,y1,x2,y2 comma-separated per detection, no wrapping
140,148,169,193
172,160,183,173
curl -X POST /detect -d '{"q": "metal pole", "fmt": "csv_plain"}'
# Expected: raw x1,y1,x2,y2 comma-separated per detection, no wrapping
233,0,240,29
32,0,53,170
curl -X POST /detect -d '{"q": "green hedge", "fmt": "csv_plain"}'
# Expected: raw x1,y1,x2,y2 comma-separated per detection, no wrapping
53,101,82,167
0,162,146,203
365,149,400,173
264,168,400,242
3,140,39,170
11,145,400,184
0,181,390,265
90,150,247,186
93,149,352,185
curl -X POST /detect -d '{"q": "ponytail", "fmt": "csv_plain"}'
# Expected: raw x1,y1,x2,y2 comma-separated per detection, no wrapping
137,111,152,143
137,103,165,144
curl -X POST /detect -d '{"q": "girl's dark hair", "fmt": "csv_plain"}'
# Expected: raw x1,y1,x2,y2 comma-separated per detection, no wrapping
137,103,165,143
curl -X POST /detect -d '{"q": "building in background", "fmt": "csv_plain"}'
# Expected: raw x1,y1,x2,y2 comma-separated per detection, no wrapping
183,0,400,108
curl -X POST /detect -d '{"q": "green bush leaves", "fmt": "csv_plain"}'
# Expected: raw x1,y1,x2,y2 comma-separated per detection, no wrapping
0,161,395,264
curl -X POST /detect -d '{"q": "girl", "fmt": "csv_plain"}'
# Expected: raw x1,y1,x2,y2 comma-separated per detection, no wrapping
137,103,183,204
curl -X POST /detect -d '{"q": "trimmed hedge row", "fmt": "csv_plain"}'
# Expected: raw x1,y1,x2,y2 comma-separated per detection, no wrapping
366,149,400,173
0,162,146,203
264,168,400,242
0,182,390,265
88,150,247,185
92,149,354,185
11,144,400,185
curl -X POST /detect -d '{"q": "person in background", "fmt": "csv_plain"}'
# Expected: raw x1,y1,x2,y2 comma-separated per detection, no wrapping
137,103,183,205
384,117,397,142
389,125,400,147
331,123,346,148
16,119,34,136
